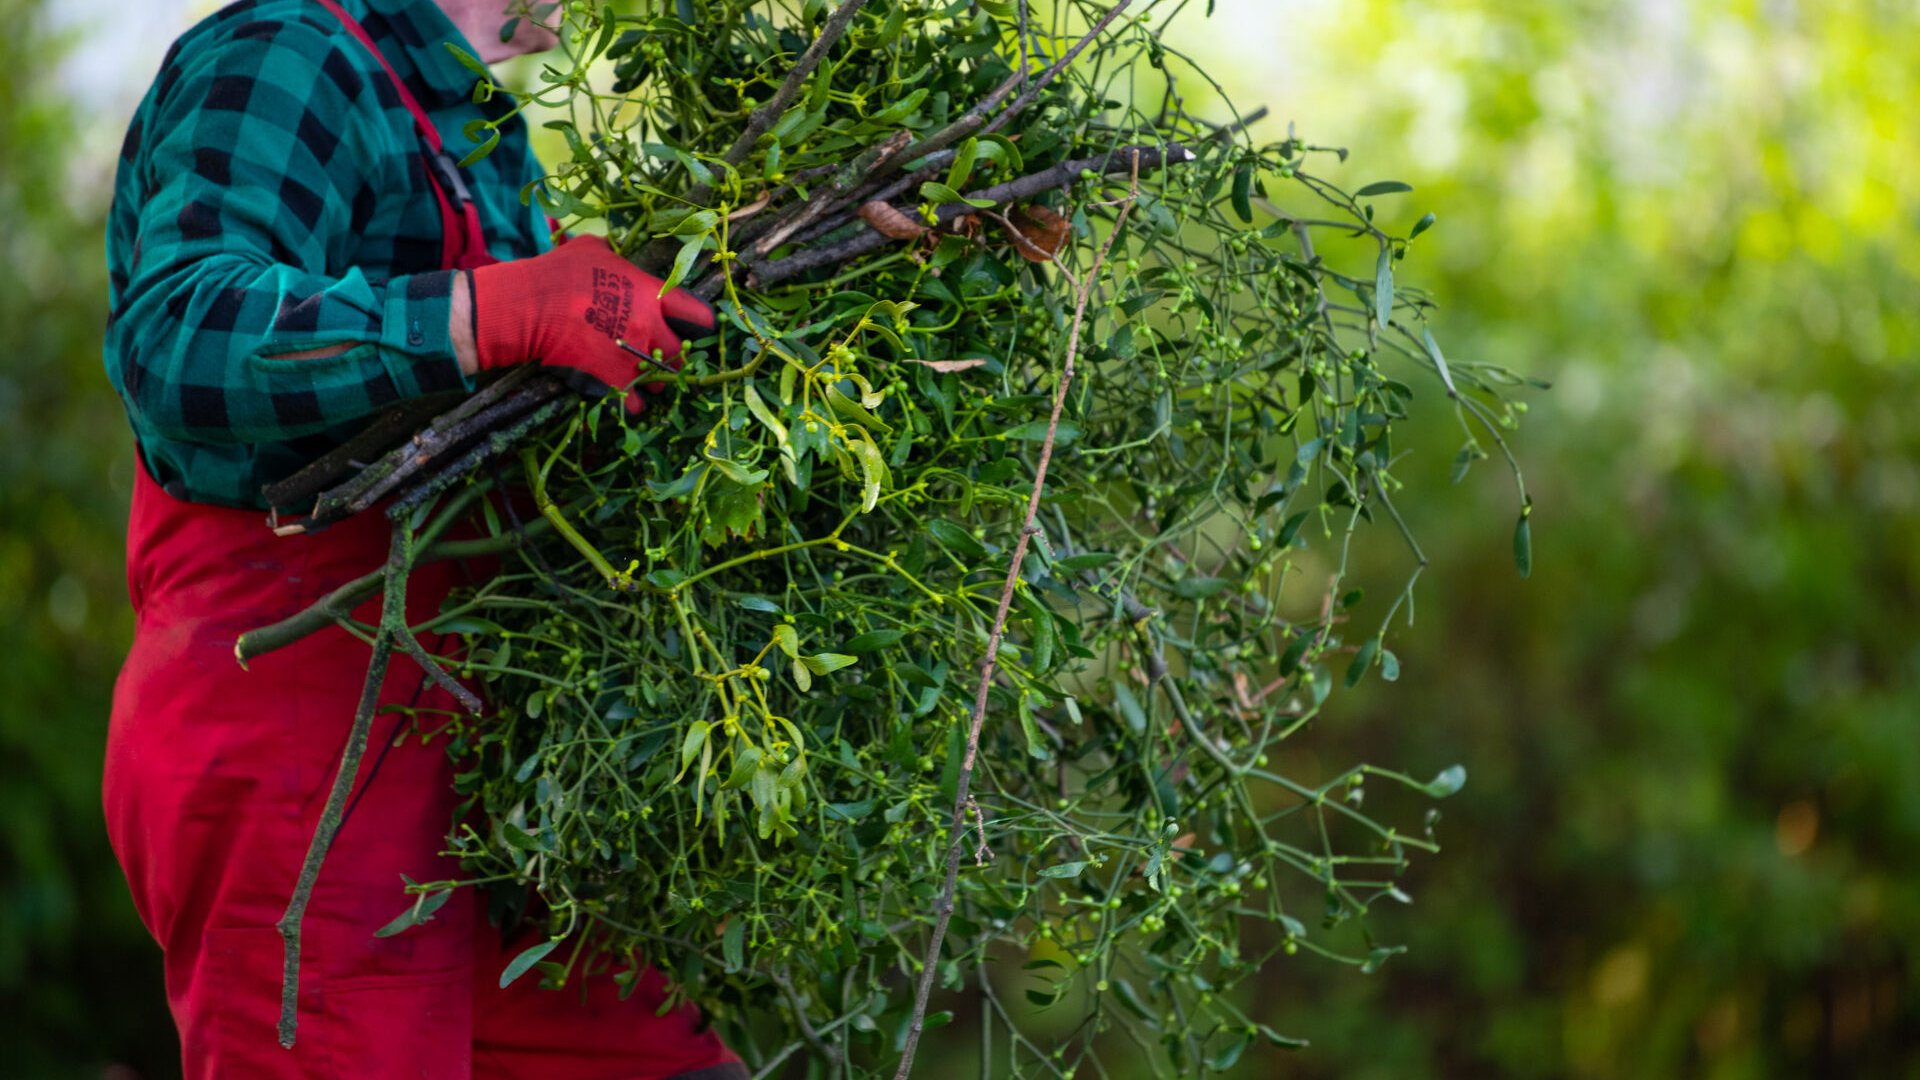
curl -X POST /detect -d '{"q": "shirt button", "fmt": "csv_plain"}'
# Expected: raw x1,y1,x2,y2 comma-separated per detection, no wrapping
407,319,425,347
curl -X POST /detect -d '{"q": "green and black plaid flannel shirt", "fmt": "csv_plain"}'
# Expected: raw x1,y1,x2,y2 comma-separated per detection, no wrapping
105,0,551,508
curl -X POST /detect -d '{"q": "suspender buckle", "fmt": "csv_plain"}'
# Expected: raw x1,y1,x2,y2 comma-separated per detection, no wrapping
425,147,475,210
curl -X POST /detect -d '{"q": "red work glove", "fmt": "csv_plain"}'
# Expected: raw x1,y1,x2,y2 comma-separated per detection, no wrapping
470,235,716,414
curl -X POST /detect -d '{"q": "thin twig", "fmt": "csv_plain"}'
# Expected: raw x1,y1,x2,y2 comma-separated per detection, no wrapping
981,1,1132,137
396,630,484,713
770,967,843,1070
276,524,409,1047
892,152,1141,1080
684,0,872,208
887,0,1132,174
1017,0,1030,98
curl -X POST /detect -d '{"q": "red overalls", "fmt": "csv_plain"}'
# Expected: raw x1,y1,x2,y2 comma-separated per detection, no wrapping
102,6,742,1077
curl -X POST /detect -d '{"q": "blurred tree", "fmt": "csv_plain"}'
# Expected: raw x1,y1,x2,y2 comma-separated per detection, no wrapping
0,0,177,1074
1172,1,1920,1076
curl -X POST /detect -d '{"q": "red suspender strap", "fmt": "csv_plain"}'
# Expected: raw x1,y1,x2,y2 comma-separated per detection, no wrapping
312,0,494,271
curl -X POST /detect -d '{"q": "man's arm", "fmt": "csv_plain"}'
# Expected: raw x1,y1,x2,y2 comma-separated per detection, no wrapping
450,272,478,377
270,273,475,374
109,20,470,445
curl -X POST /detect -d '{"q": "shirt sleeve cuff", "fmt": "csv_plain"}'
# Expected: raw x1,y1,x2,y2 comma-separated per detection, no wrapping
381,269,474,395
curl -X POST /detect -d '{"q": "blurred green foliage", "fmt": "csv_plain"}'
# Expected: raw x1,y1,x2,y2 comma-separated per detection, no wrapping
5,0,1915,1076
1179,0,1920,1076
0,1,176,1075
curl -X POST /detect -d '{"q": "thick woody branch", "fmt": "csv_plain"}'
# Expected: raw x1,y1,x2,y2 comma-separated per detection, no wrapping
860,100,1221,230
276,525,409,1048
303,378,566,528
790,0,1134,262
640,0,873,274
265,367,556,529
272,520,488,1046
235,519,556,663
731,149,953,258
382,396,572,522
321,6,1152,487
748,132,914,257
260,391,464,512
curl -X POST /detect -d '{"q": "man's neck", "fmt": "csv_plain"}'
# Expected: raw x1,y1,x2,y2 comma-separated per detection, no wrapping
434,0,559,64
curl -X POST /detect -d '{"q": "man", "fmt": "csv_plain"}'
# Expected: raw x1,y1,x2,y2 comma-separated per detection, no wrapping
100,1,738,1076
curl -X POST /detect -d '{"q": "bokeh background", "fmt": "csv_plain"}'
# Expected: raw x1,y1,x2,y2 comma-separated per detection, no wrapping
4,0,1915,1075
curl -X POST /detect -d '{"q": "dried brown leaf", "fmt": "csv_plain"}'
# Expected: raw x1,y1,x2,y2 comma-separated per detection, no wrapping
1004,203,1070,262
859,200,927,241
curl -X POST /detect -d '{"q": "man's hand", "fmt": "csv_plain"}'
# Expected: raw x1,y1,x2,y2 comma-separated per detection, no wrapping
455,236,716,414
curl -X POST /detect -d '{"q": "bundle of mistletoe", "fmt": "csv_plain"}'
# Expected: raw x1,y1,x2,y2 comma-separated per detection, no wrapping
244,0,1533,1074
